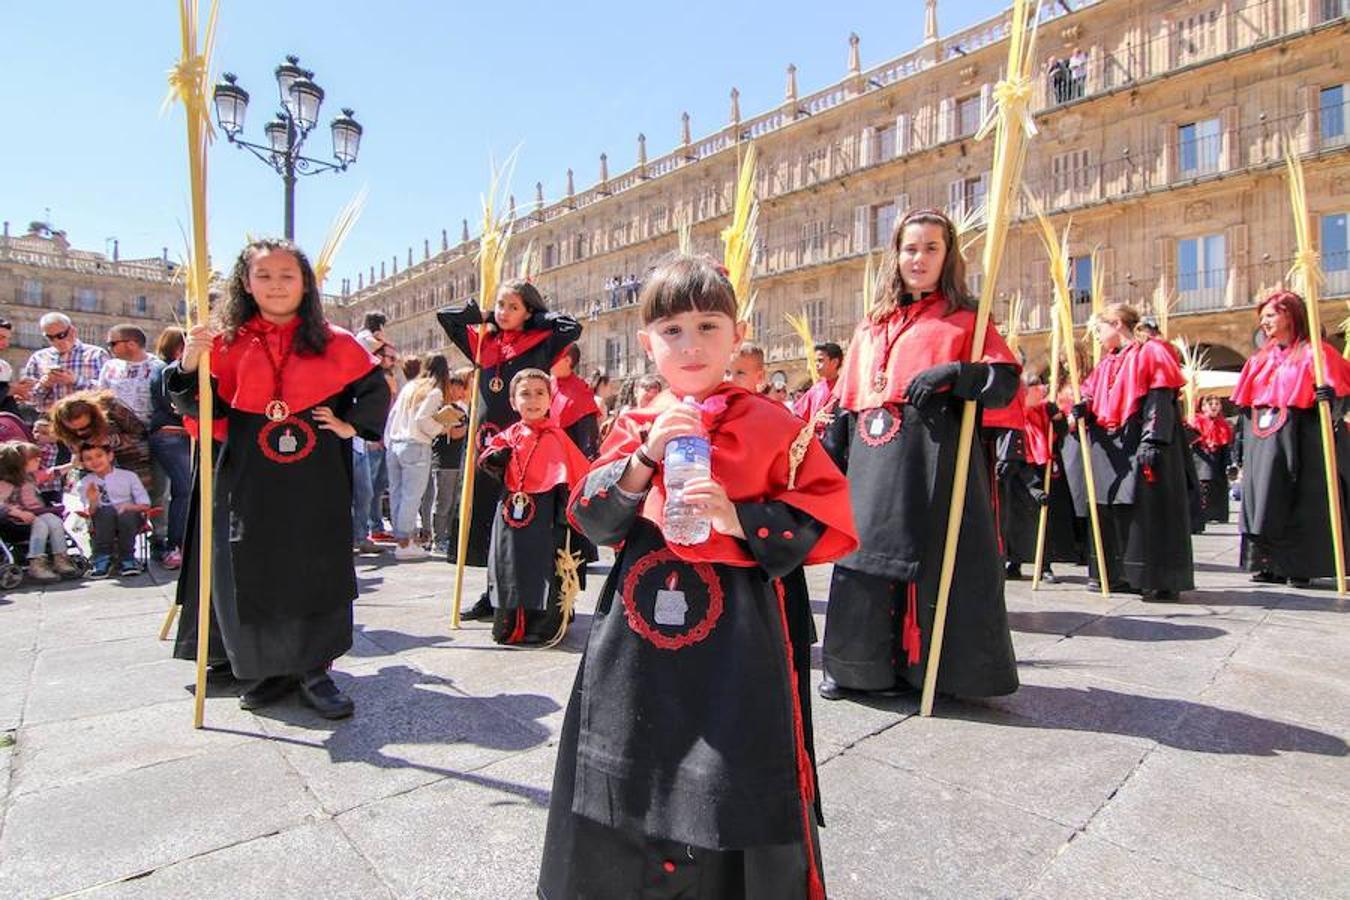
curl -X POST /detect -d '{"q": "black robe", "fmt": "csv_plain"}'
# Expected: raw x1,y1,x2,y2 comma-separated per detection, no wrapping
168,364,390,680
540,459,827,900
1067,387,1195,592
1240,405,1350,578
990,426,1050,568
822,363,1021,697
437,301,580,566
1189,426,1234,525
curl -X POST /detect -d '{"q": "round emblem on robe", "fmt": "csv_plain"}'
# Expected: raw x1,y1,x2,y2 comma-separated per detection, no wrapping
621,549,725,651
1252,405,1287,439
502,491,537,529
258,416,318,464
857,404,903,447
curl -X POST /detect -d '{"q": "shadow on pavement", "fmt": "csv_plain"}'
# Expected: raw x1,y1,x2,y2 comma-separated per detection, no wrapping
1007,610,1229,642
952,683,1349,758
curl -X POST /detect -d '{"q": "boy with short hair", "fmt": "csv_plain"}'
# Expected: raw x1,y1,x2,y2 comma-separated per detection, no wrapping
538,255,858,900
77,443,150,578
478,368,590,645
729,340,767,392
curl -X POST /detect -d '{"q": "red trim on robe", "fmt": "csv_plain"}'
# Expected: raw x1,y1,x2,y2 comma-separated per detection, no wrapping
835,295,1019,413
463,323,555,370
1081,339,1185,431
483,419,590,494
1232,339,1350,410
550,373,601,429
573,383,858,567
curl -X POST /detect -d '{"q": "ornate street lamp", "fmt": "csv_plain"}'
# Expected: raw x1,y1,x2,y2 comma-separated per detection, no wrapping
212,55,363,239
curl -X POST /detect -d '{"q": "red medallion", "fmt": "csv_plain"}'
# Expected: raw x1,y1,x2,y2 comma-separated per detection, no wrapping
1252,406,1288,439
258,416,318,464
501,491,537,528
621,549,725,651
857,404,903,447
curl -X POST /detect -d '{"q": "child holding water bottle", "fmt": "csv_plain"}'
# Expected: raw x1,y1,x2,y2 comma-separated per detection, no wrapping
538,255,857,900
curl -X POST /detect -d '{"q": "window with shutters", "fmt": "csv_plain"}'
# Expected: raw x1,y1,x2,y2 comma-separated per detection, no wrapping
1322,84,1347,147
649,204,669,233
1177,233,1227,310
1323,212,1349,297
131,294,148,315
805,298,826,340
74,288,99,312
949,176,988,225
1323,0,1349,22
21,279,42,306
1177,118,1222,178
800,220,826,263
1069,255,1094,308
751,310,766,345
573,233,588,261
1174,9,1220,67
872,202,898,249
543,243,557,269
956,94,981,138
875,124,896,162
1052,149,1093,195
604,337,623,374
802,147,829,185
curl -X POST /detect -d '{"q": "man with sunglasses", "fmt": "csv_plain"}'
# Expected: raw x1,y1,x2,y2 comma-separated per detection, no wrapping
21,313,110,416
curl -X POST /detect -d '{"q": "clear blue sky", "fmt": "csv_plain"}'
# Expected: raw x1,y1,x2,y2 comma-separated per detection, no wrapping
3,0,1009,290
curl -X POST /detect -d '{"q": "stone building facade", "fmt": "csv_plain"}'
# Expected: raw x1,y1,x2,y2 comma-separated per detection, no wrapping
335,0,1350,384
0,221,185,370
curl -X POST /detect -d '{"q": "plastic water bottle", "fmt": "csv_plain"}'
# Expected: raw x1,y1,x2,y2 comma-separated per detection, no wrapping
662,397,712,545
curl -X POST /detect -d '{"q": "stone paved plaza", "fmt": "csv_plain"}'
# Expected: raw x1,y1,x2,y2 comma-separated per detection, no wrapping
0,521,1345,899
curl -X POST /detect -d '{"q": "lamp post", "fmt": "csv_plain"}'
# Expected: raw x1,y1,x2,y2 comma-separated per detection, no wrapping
212,55,363,240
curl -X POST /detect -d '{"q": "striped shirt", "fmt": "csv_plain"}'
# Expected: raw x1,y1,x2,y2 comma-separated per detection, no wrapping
22,341,111,413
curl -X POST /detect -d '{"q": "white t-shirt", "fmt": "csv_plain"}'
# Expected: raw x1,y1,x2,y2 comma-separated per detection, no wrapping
97,357,162,424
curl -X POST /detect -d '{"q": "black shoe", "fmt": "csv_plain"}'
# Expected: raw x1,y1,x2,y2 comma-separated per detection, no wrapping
1086,579,1133,594
239,675,296,710
460,594,494,621
1288,577,1313,589
1039,569,1058,584
817,676,847,701
298,672,355,719
1142,589,1180,603
1250,570,1286,584
875,682,918,698
1005,563,1023,580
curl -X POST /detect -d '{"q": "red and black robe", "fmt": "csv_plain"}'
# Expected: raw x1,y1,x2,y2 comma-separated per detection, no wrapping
821,293,1021,698
1187,410,1235,525
168,317,389,679
540,384,856,900
1232,339,1350,578
1066,339,1194,591
437,300,580,565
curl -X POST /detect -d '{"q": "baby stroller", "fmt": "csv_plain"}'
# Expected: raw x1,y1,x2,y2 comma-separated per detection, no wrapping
0,506,92,588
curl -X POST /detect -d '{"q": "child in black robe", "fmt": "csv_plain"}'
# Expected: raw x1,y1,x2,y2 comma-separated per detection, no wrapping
538,255,857,900
478,369,589,645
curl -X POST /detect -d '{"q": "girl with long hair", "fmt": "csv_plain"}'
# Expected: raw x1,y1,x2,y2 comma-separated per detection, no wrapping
384,353,453,556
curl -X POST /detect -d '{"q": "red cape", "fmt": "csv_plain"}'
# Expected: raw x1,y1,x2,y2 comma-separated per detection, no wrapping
185,317,377,442
1081,339,1185,430
836,294,1019,412
1188,412,1234,452
575,383,858,567
484,419,590,494
550,372,601,429
463,322,555,370
1231,339,1350,410
1022,390,1053,467
791,376,838,422
982,384,1027,431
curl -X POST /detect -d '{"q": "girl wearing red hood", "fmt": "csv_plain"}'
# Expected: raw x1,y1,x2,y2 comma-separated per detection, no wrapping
1067,302,1194,601
819,209,1021,702
1187,394,1235,528
1232,290,1350,586
167,239,391,719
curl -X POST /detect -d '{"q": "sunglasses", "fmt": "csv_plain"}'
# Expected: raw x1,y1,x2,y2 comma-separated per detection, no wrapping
107,338,132,348
44,328,73,342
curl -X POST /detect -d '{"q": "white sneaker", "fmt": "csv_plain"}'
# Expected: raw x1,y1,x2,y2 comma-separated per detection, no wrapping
394,544,428,560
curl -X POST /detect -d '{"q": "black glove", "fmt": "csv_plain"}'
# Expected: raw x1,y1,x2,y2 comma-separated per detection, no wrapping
1046,400,1061,419
905,362,961,408
1029,485,1049,506
1314,384,1336,406
1138,441,1162,470
1071,400,1090,422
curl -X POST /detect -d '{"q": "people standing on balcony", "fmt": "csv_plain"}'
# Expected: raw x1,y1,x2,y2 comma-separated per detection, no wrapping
1188,394,1235,527
622,273,640,304
166,238,390,719
818,208,1020,702
1233,290,1350,588
1067,302,1194,601
1069,47,1088,100
1047,55,1069,105
539,254,856,900
437,278,581,620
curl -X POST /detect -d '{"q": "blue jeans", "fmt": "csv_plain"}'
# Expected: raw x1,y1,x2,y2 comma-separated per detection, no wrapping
352,445,373,542
366,445,388,533
149,430,192,551
385,439,432,541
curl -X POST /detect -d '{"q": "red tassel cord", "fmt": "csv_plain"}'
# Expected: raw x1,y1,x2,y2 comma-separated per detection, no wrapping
901,581,921,666
771,580,826,900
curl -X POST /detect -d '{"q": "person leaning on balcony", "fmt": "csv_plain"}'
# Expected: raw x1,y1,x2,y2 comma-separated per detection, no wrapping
1066,302,1195,602
1233,290,1350,589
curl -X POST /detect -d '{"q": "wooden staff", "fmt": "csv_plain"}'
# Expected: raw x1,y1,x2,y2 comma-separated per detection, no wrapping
166,0,219,728
920,0,1042,718
1031,303,1062,591
451,160,516,627
1284,148,1346,596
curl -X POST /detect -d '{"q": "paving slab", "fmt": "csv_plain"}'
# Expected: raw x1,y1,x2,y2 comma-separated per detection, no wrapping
1022,833,1260,900
81,820,394,900
0,741,321,899
23,636,190,726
